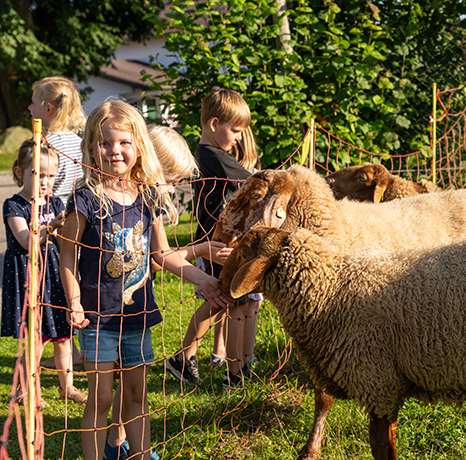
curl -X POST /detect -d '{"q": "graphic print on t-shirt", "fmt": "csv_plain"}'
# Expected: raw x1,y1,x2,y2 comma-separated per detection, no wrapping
104,221,149,305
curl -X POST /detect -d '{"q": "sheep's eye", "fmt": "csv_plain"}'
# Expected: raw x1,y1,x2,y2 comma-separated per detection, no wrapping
358,174,368,183
250,192,261,200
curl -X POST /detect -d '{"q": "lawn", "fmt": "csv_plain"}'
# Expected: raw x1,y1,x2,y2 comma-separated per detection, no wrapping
1,215,466,459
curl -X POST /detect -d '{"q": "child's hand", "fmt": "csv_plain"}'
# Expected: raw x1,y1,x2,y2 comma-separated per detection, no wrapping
53,211,65,229
49,211,65,234
207,241,233,265
198,277,234,309
68,303,89,329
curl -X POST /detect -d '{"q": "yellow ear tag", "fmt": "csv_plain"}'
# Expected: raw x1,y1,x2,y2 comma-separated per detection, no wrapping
276,208,286,218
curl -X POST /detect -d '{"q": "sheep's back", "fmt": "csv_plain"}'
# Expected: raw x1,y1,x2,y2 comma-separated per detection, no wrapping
336,189,466,251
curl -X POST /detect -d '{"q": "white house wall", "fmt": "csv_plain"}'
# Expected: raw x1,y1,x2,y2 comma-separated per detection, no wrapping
79,37,176,116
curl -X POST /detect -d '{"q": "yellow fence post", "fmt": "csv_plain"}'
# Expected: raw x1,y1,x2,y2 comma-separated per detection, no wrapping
431,83,437,184
309,118,315,170
28,119,41,459
300,119,315,169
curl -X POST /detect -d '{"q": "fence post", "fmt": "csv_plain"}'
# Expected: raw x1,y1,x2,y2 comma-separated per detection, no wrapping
309,118,315,170
28,119,41,459
431,83,437,184
300,119,315,169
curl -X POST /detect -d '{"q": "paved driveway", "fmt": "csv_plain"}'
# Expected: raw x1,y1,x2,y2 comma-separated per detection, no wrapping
0,171,16,289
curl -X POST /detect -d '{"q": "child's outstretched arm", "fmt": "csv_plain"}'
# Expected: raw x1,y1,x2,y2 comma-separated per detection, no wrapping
151,217,233,309
160,240,233,265
59,210,90,329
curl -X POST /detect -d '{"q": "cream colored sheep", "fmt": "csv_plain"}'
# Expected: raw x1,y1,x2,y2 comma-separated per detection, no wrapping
325,163,442,202
212,164,466,252
212,164,466,459
219,226,466,460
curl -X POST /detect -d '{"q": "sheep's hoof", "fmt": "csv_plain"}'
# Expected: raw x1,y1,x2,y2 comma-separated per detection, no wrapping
297,444,321,460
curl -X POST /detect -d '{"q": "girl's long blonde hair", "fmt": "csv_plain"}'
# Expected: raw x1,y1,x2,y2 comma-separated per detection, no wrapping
32,76,86,134
80,100,177,223
148,125,198,180
231,126,261,172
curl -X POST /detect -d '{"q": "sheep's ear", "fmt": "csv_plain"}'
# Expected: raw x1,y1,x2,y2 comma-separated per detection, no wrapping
230,255,273,299
373,182,388,203
262,192,290,227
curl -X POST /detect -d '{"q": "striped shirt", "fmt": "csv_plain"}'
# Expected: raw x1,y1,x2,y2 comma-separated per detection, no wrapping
46,132,84,205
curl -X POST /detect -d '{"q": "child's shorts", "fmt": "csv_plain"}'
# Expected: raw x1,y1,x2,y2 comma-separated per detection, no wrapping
78,328,154,367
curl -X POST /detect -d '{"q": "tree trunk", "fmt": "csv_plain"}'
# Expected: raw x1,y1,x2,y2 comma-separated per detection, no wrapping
276,0,293,54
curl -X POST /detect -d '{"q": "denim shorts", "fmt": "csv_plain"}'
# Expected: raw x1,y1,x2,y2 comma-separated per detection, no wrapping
78,328,154,367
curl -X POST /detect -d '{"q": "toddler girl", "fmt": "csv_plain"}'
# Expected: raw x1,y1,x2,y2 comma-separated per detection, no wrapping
1,139,87,404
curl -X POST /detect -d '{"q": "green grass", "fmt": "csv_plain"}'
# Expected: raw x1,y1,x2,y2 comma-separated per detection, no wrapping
0,152,17,172
1,213,466,459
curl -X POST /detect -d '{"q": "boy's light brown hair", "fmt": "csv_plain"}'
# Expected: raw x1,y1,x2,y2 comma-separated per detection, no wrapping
201,88,251,129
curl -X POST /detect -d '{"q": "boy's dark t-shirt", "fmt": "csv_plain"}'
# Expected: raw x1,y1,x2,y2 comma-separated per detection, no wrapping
194,143,251,278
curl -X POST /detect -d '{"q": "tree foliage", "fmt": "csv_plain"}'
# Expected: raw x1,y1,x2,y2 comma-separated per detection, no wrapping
145,0,466,169
0,0,163,130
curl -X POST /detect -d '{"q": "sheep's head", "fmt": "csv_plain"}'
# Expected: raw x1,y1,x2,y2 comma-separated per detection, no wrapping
325,163,393,203
213,169,295,247
219,226,291,299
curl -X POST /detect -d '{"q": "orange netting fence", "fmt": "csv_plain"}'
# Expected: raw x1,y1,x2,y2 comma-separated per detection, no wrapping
2,85,466,460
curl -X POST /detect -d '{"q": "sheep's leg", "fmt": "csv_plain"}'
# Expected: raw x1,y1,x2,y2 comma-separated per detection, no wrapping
369,412,398,460
297,386,334,460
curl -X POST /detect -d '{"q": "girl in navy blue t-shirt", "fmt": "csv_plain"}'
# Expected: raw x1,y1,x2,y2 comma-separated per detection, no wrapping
1,139,86,405
60,100,232,460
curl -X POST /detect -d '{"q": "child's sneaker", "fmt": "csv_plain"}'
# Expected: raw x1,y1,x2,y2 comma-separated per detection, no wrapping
58,385,88,404
210,353,226,366
166,353,200,384
103,440,129,460
222,364,258,389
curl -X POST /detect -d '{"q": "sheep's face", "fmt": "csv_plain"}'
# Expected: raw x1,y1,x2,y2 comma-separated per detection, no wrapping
219,226,291,299
213,169,295,247
325,163,392,203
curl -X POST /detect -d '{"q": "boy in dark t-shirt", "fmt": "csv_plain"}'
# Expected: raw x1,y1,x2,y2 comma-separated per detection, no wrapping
167,89,260,388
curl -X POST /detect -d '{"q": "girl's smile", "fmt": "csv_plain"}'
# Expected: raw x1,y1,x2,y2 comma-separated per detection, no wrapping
92,124,140,180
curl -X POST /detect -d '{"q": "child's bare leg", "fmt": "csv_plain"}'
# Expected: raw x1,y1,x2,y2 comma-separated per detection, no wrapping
122,365,151,460
107,382,127,448
81,361,115,460
224,304,245,376
212,310,227,358
72,337,82,366
53,339,73,390
244,300,261,363
181,301,222,360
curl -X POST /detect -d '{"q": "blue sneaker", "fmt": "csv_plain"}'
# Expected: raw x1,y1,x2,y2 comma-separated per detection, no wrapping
104,440,129,460
150,449,160,460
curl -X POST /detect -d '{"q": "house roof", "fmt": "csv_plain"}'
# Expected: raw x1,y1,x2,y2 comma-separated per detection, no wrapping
100,59,166,88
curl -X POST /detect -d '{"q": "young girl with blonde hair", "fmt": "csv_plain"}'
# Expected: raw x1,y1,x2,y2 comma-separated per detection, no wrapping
29,76,86,204
30,76,87,369
60,101,231,460
105,123,231,459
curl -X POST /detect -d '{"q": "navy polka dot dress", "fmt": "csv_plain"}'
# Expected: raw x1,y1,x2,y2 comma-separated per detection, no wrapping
1,194,70,339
